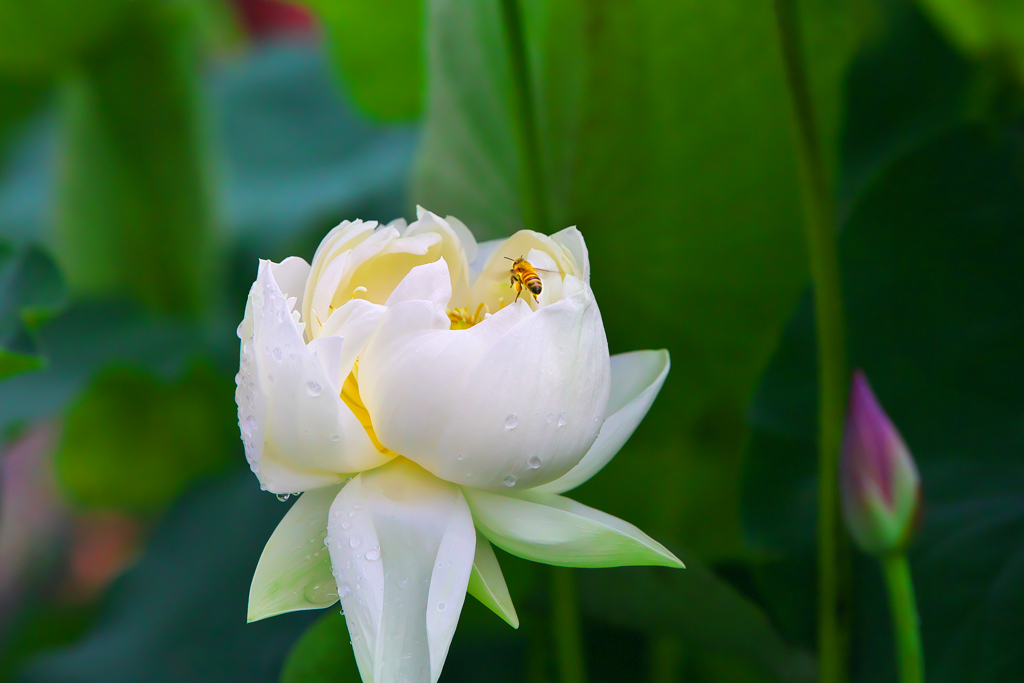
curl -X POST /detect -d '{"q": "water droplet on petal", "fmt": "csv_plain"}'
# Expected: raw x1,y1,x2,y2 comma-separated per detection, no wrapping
546,412,555,424
272,347,283,362
331,434,341,442
349,535,363,549
304,580,337,605
528,457,542,469
558,411,567,427
306,380,322,397
276,493,291,502
365,549,381,561
341,521,352,530
348,511,356,518
437,602,446,611
505,413,519,429
503,475,517,487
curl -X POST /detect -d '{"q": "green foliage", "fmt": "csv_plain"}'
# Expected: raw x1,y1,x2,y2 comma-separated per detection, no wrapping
412,0,875,560
0,0,147,75
18,475,321,683
578,558,815,683
0,243,66,380
55,4,212,316
916,0,1024,77
55,363,236,513
279,611,361,683
743,125,1024,681
295,0,424,121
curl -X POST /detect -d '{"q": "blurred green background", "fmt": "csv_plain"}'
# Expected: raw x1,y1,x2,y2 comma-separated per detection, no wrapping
0,0,1021,681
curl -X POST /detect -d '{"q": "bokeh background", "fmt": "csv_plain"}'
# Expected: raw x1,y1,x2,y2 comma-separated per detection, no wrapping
0,0,1022,681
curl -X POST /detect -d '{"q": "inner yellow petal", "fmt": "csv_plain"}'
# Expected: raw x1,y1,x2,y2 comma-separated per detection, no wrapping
340,362,394,456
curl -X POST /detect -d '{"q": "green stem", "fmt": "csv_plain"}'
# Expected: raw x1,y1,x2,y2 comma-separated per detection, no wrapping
771,2,849,682
499,0,551,233
551,567,587,683
881,554,924,683
650,635,685,683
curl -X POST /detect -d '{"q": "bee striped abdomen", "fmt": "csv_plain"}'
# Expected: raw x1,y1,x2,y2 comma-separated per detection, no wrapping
523,272,542,295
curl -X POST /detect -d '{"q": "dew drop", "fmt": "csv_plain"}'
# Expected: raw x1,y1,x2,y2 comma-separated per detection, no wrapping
505,413,519,429
339,583,352,598
437,602,446,611
341,521,352,531
503,475,517,487
557,411,567,427
365,549,381,561
331,434,341,442
304,580,338,605
306,380,322,397
528,456,542,470
350,535,363,549
457,455,464,461
546,412,555,424
276,493,291,502
348,511,357,518
244,415,257,435
272,347,283,362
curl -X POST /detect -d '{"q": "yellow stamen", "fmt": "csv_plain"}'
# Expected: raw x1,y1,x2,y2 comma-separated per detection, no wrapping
448,302,488,330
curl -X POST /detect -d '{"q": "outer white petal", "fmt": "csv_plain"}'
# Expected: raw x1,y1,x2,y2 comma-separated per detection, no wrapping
535,350,671,494
327,459,476,683
467,530,519,628
549,226,590,284
462,487,683,569
248,485,342,622
360,281,610,489
236,260,392,494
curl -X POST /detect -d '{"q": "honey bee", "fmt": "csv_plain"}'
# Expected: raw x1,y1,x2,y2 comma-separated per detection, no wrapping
505,256,554,302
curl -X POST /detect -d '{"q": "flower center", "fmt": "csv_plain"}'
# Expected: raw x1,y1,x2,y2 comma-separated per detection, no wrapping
447,298,507,330
448,302,488,330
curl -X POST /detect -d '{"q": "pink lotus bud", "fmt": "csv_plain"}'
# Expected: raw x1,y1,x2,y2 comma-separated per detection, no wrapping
840,370,921,555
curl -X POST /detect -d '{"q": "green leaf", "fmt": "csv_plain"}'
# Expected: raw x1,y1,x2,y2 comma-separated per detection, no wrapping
0,76,52,158
413,0,876,559
0,0,147,75
0,243,66,380
578,555,816,683
20,475,322,682
55,4,212,315
0,347,43,380
915,0,1024,78
742,125,1024,681
296,0,423,120
279,610,362,683
55,363,236,513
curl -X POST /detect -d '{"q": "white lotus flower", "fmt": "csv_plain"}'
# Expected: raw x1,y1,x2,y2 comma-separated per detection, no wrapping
238,207,679,683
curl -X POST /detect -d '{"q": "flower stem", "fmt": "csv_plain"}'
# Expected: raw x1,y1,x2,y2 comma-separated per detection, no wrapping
650,635,685,683
551,567,588,683
881,554,924,683
499,0,551,234
771,1,850,682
